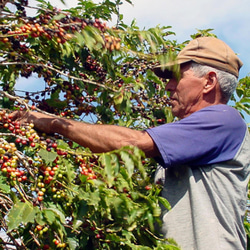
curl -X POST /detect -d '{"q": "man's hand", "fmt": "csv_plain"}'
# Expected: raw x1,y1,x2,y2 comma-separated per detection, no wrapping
10,110,56,134
10,110,32,124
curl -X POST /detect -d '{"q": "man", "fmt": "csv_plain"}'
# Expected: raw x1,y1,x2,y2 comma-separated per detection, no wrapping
12,37,250,249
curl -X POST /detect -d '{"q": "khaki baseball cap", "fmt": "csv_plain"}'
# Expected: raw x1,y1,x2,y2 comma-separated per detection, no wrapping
153,37,243,78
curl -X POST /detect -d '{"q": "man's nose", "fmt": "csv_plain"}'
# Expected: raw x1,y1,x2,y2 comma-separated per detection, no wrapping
165,79,177,91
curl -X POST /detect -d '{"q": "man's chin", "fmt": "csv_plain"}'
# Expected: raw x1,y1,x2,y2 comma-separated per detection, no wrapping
171,108,179,118
171,107,183,119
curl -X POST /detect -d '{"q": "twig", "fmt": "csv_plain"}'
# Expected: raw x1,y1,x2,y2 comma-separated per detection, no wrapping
0,90,29,110
0,61,117,92
0,192,13,207
0,90,58,117
28,230,40,247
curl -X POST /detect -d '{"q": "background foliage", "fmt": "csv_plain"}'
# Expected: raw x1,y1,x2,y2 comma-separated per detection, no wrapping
0,0,249,249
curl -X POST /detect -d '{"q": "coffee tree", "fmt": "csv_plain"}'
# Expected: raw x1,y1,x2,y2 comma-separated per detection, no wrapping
0,0,249,249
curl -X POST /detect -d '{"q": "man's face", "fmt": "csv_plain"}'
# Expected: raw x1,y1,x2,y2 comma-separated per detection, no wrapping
166,63,205,119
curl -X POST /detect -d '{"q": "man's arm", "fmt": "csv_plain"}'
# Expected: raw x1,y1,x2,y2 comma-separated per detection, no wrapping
11,111,160,157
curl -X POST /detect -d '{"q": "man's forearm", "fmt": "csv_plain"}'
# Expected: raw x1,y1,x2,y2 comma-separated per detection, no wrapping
51,117,158,156
12,111,159,157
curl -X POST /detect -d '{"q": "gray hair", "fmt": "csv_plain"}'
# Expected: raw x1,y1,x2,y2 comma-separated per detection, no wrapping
189,62,238,103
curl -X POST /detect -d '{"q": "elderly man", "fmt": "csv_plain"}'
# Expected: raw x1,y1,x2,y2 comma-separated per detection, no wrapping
12,37,250,249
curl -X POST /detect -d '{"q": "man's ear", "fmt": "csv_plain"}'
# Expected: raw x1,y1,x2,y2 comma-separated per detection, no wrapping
203,71,218,94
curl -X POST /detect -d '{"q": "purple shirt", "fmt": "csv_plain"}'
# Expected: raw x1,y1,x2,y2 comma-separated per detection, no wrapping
146,104,247,168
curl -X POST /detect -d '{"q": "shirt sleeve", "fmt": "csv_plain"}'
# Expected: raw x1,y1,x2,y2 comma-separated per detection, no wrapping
146,105,247,168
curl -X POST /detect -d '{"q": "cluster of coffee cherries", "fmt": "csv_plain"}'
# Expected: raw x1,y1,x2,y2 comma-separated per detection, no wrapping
34,225,67,249
0,109,67,198
0,110,37,183
0,110,39,147
0,141,27,183
77,156,97,180
5,21,72,43
0,107,99,204
83,55,107,81
1,9,121,51
104,33,121,51
34,156,60,202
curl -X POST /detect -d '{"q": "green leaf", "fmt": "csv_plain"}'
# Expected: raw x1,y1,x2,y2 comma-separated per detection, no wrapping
146,211,154,231
73,220,83,230
158,196,171,211
79,26,104,51
52,13,66,21
114,91,124,106
100,153,116,186
88,189,101,206
75,199,88,222
46,208,66,224
0,183,10,193
62,159,76,184
75,32,84,46
45,98,68,109
240,97,250,104
61,42,75,57
57,139,71,150
0,176,10,193
130,146,147,179
236,88,244,98
1,96,13,109
38,148,58,165
43,209,56,224
7,200,38,232
34,210,45,226
120,150,134,178
78,188,101,207
111,153,120,175
67,237,79,250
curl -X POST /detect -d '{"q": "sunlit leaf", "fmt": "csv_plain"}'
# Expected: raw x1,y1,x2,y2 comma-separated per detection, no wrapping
38,148,58,164
7,200,38,232
0,176,10,193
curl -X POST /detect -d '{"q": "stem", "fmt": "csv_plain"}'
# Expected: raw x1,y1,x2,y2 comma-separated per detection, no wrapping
14,184,28,202
0,91,58,117
28,230,41,247
0,90,29,110
0,61,117,92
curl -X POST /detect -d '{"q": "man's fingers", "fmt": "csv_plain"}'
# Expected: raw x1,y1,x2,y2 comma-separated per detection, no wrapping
8,111,19,120
9,110,30,123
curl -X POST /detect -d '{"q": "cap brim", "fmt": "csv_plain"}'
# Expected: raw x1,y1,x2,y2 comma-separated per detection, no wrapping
153,65,174,79
153,58,191,79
